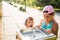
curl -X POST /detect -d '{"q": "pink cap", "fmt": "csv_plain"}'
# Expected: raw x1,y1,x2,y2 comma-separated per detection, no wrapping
43,5,54,14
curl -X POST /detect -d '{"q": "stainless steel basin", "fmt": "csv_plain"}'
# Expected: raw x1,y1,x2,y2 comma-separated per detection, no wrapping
20,28,56,40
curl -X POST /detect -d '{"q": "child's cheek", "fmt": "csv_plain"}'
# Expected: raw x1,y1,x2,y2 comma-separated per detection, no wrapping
45,18,50,22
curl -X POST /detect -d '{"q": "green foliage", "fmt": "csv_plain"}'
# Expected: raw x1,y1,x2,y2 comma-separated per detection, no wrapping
22,9,26,12
6,0,60,9
50,0,60,8
56,0,60,8
14,5,17,7
19,7,23,10
9,3,13,5
37,0,60,9
40,0,50,5
19,7,26,12
20,0,24,4
0,0,2,2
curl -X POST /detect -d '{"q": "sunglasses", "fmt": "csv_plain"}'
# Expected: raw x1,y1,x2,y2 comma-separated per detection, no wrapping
43,11,54,15
43,11,48,13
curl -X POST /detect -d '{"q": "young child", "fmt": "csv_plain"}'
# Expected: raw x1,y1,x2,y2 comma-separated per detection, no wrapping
16,17,34,39
25,17,34,28
37,5,58,36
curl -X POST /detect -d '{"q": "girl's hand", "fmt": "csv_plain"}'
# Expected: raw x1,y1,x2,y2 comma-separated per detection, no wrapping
35,19,44,28
35,25,41,28
46,30,52,34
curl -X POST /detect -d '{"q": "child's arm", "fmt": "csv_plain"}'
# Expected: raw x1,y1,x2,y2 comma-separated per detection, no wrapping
46,22,58,35
52,22,58,36
36,19,44,28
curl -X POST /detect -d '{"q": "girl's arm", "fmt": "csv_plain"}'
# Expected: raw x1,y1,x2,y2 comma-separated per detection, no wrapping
52,22,58,36
46,21,58,36
36,19,44,28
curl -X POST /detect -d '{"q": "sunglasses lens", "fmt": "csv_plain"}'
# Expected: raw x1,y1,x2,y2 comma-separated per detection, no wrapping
43,11,48,13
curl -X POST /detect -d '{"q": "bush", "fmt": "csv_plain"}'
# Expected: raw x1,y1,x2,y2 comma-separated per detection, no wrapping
22,9,26,12
14,5,17,7
19,7,26,12
19,7,23,10
9,3,13,5
56,0,60,9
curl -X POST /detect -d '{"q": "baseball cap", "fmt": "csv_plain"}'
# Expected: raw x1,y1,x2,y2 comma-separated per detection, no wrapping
43,5,54,14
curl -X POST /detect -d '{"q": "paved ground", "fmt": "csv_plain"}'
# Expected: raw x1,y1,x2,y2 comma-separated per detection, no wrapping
2,1,60,40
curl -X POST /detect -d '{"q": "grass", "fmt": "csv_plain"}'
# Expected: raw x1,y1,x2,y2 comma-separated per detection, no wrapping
36,7,44,10
54,8,60,13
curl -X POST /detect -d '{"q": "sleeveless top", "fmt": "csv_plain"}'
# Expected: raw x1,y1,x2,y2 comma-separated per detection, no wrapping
41,21,53,30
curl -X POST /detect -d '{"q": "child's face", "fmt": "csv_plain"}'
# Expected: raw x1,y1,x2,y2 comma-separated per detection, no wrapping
43,13,53,22
26,19,34,27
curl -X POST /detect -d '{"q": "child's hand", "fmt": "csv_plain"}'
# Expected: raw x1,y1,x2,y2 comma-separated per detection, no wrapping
35,19,44,28
46,30,52,34
35,25,41,28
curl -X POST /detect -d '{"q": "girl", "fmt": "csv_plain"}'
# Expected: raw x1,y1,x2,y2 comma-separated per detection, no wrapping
37,5,58,36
